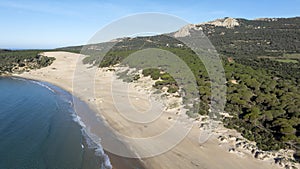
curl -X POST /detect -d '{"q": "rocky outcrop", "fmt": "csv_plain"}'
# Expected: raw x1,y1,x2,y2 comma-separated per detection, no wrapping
173,24,202,37
174,17,239,38
202,17,240,28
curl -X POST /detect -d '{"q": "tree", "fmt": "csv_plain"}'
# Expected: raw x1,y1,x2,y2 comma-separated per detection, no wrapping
244,106,261,124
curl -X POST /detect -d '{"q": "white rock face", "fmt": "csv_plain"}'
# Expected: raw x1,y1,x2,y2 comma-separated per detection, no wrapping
173,24,203,37
174,17,239,38
203,17,240,28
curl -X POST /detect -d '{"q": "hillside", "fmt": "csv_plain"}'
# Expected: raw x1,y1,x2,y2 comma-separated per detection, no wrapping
199,17,300,80
59,17,300,80
0,50,55,75
201,17,300,57
57,17,300,161
1,16,297,165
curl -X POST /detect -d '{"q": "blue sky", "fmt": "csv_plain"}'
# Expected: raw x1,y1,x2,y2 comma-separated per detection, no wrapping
0,0,299,49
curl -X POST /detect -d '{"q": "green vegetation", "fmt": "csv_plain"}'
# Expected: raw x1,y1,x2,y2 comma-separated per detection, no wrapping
283,53,300,58
201,17,300,81
203,17,300,58
64,17,300,158
142,68,160,80
56,45,82,53
276,59,298,63
235,57,300,81
142,68,178,93
205,17,300,154
223,61,300,151
92,41,299,155
100,50,137,67
0,50,55,74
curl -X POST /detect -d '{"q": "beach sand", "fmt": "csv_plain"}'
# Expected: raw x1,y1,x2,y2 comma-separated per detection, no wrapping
16,51,283,169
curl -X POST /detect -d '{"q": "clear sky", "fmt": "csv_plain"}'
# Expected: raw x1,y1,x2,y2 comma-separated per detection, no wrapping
0,0,299,49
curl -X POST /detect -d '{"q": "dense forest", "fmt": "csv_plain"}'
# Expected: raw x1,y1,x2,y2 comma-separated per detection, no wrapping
0,50,55,75
89,44,300,153
65,17,300,160
205,17,300,160
201,17,300,81
203,17,300,57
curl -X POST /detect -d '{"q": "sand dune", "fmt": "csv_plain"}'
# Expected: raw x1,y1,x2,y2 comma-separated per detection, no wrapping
16,51,283,169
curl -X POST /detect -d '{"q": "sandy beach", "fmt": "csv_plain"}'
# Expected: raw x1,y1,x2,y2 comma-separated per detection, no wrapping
15,51,286,169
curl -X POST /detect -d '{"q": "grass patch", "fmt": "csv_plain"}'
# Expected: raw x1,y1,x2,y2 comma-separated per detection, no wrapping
283,53,300,58
275,59,298,63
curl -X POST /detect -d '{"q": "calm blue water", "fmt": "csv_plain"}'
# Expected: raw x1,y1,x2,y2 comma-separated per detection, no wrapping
0,77,110,169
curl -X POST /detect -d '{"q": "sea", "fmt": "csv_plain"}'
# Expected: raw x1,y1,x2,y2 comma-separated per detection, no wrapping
0,77,112,169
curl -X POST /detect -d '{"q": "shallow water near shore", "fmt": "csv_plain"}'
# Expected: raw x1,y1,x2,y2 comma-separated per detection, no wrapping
0,77,110,169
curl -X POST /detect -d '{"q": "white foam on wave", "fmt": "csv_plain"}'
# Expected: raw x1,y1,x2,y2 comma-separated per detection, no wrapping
84,130,113,169
29,80,56,93
11,77,56,93
9,77,112,169
72,115,112,169
72,114,86,128
10,76,28,82
102,154,112,169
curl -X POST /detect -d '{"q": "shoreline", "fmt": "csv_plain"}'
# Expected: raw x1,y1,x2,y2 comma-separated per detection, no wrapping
13,51,293,169
0,76,145,169
9,56,145,168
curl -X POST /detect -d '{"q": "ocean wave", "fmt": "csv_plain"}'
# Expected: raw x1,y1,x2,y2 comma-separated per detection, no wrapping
72,114,86,128
71,114,112,169
10,77,112,169
10,77,56,93
29,80,56,93
101,154,112,169
81,128,113,169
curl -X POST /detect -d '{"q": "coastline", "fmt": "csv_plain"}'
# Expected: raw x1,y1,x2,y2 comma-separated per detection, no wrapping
11,52,145,169
8,75,145,169
13,51,289,169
